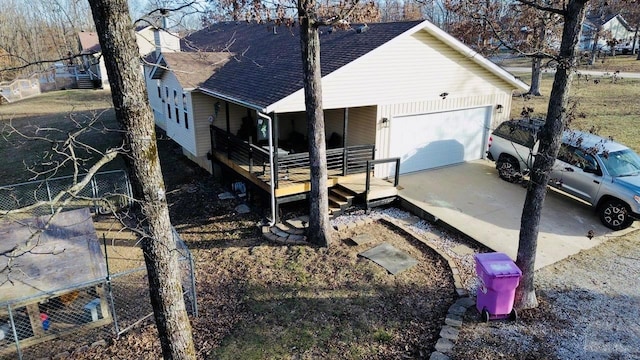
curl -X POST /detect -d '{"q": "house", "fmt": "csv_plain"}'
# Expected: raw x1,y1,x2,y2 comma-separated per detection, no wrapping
144,20,528,221
580,13,637,53
78,25,180,89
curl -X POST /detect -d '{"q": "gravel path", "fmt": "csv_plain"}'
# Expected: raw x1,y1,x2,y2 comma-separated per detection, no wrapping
337,208,640,359
453,228,640,359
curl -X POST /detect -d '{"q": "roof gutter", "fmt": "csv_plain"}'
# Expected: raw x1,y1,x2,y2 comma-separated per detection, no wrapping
197,87,266,113
257,112,277,227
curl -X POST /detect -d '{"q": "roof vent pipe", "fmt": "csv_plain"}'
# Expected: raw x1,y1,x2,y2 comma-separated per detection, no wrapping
356,24,368,34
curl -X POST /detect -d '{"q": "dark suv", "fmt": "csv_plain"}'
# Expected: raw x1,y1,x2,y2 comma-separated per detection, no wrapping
487,119,640,230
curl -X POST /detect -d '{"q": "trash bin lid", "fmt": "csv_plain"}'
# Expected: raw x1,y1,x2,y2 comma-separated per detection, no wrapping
475,252,522,278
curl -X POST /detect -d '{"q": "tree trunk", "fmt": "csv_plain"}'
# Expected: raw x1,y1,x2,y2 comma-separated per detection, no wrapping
588,25,602,65
87,0,196,358
298,0,333,247
635,28,640,61
528,57,542,96
515,0,588,310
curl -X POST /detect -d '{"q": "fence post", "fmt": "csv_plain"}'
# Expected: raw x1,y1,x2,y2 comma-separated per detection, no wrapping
189,252,198,317
7,305,23,360
91,175,99,213
45,180,54,215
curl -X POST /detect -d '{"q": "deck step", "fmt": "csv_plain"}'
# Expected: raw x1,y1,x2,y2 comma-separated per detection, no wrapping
330,188,355,201
328,195,348,210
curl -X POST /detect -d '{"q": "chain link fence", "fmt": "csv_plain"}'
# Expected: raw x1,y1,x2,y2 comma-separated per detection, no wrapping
0,170,133,217
0,227,197,360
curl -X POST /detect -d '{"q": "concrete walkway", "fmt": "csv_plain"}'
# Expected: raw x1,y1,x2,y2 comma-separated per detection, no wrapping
398,160,637,270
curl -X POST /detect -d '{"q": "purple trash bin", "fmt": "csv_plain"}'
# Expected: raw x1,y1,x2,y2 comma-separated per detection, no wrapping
475,252,522,322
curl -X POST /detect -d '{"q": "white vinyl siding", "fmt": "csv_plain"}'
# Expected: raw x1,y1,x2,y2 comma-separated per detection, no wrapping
272,29,517,113
161,71,197,155
145,70,167,130
192,92,214,157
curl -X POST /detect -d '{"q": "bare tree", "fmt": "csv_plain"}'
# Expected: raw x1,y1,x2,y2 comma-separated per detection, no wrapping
513,0,590,310
86,0,196,358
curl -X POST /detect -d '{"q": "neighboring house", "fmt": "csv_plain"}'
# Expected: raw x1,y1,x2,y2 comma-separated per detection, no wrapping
580,13,637,53
78,26,179,89
144,20,528,220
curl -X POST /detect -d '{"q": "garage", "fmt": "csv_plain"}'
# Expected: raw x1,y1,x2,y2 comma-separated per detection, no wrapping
388,106,491,174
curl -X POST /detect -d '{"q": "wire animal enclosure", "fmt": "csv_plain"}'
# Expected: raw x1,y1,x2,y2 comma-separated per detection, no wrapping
0,209,197,359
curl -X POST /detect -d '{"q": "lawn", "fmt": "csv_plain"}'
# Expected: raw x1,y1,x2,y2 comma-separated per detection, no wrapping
0,90,123,185
509,72,640,152
499,53,640,73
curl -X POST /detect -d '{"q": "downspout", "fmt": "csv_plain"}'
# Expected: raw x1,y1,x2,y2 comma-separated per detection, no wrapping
258,111,276,226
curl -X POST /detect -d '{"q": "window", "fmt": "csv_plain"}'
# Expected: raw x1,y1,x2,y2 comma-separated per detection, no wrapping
182,93,187,109
157,85,161,99
184,111,189,129
173,90,178,106
167,103,171,119
175,107,180,124
165,86,169,99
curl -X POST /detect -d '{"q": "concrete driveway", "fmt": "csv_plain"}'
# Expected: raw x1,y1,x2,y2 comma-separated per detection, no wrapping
398,160,637,270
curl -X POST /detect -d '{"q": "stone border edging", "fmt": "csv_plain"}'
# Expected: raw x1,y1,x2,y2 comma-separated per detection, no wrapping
378,217,475,359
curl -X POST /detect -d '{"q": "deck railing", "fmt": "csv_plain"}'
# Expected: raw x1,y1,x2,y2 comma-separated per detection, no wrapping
211,126,375,189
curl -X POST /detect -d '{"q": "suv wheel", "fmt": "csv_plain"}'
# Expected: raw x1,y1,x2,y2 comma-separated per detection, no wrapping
599,199,633,230
496,156,521,183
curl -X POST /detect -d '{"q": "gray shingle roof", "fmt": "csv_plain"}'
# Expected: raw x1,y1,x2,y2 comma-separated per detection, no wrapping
161,52,232,89
183,21,423,110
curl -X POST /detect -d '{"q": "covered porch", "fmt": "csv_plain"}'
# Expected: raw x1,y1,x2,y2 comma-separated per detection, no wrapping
207,104,399,218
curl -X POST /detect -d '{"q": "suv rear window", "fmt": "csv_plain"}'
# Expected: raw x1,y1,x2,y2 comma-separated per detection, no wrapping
493,120,542,148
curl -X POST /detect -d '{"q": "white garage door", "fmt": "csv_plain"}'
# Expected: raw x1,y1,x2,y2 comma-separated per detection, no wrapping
389,107,490,174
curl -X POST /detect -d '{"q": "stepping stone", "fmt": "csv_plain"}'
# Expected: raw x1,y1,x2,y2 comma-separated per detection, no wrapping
287,234,306,242
286,218,308,229
276,223,291,232
358,242,417,275
218,192,235,200
451,244,475,256
235,204,251,214
270,227,290,239
350,233,375,246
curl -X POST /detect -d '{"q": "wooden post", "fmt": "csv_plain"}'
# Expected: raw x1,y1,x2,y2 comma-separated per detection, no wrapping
26,303,44,337
342,108,349,175
273,113,279,189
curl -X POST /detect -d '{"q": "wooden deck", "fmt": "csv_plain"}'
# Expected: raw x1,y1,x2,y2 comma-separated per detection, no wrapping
212,150,397,200
337,173,398,200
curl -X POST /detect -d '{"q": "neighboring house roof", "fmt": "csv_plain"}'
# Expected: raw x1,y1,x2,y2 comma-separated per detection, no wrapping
154,52,232,89
78,31,101,54
584,13,634,31
182,20,527,112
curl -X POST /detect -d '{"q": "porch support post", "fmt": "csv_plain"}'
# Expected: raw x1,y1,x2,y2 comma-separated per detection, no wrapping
273,112,279,190
225,102,230,133
225,102,231,159
342,108,349,175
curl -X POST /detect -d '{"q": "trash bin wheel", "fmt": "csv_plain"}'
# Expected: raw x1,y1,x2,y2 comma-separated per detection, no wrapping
481,308,490,323
509,308,518,322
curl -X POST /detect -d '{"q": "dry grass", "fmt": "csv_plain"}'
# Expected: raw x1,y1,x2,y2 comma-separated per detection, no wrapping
0,90,123,185
189,221,456,359
499,54,640,73
510,73,640,152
